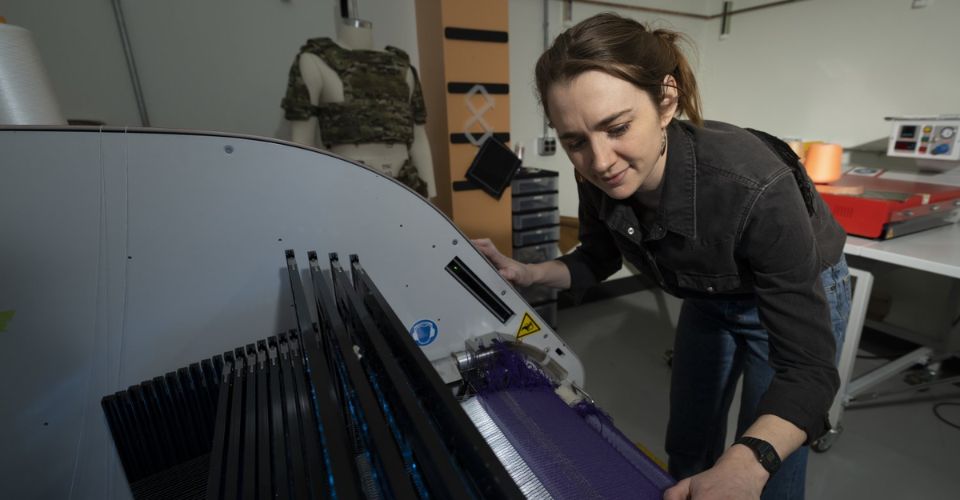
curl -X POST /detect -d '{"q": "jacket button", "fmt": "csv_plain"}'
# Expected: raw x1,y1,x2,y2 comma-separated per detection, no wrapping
706,285,715,293
627,227,635,235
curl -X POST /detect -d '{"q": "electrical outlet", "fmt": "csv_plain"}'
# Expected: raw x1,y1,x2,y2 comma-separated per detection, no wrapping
538,137,557,156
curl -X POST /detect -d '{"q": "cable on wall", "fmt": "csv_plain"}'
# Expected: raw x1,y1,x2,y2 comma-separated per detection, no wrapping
110,0,150,126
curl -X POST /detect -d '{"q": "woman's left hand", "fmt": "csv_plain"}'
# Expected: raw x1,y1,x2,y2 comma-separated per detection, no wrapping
662,446,767,500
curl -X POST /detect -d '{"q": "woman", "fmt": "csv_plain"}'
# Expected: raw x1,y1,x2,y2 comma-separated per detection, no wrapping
474,13,851,500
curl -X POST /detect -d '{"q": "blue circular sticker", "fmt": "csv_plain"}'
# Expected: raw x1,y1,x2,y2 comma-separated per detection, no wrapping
410,319,439,346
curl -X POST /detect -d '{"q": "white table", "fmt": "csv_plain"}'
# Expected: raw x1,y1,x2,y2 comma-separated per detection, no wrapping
844,224,960,280
819,223,960,451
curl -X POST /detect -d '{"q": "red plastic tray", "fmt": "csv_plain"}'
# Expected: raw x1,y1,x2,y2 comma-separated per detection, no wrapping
819,175,960,238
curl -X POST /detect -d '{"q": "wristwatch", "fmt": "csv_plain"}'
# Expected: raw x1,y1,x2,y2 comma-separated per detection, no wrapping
734,436,782,475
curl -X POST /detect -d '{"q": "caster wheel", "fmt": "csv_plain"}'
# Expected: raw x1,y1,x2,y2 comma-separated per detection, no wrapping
811,426,842,453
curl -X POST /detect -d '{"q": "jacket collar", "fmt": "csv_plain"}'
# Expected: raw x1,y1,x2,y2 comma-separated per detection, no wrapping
597,120,697,240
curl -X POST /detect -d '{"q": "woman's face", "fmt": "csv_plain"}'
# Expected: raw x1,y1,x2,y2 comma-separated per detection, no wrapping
547,71,676,200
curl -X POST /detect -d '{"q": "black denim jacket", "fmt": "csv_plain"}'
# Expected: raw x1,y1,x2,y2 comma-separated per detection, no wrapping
557,119,846,442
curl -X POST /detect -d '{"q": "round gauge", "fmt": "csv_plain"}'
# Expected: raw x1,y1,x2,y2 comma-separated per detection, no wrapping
940,127,956,139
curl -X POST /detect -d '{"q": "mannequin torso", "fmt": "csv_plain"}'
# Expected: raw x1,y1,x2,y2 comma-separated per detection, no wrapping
285,21,436,197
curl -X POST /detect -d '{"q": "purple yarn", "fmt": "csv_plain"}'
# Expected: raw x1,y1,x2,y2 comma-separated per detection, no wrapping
474,341,554,395
572,400,630,446
572,399,613,421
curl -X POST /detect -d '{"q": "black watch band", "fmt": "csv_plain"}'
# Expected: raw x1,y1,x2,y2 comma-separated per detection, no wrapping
734,436,782,475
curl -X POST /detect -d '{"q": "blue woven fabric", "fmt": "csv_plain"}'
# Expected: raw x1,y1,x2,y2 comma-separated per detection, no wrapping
479,387,673,499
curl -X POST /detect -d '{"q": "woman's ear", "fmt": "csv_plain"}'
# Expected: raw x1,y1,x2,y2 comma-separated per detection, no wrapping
659,75,679,127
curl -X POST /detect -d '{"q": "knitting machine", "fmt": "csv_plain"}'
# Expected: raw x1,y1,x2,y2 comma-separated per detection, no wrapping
0,127,672,498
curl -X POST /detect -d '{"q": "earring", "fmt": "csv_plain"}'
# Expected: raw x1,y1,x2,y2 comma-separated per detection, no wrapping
659,128,667,157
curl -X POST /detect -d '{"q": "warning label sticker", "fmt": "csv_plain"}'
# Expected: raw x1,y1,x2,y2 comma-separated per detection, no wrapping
516,312,541,340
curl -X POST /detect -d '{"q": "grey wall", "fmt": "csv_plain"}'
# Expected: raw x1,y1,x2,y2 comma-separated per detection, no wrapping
6,0,959,222
2,0,419,138
509,0,960,218
696,0,960,148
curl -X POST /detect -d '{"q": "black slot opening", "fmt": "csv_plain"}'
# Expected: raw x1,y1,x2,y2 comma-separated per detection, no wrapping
445,257,514,323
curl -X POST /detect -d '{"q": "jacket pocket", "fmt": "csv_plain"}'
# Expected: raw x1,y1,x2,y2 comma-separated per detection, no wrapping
676,272,742,294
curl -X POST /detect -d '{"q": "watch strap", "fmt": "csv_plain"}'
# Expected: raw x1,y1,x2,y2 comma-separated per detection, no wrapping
734,436,782,475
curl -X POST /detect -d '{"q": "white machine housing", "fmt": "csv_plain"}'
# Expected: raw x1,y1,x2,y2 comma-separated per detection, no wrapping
0,127,584,499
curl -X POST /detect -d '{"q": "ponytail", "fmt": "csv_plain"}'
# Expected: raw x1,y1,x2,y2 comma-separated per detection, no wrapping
652,28,702,126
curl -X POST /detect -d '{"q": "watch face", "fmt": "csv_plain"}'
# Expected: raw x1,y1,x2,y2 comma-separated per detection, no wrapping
737,437,781,474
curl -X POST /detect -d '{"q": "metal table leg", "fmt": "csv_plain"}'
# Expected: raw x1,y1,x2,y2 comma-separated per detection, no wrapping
813,266,873,452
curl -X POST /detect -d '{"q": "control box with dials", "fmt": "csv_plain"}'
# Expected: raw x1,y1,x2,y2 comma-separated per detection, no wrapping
887,118,960,160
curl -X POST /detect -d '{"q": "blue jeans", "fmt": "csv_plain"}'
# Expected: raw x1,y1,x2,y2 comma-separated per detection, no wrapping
665,257,851,500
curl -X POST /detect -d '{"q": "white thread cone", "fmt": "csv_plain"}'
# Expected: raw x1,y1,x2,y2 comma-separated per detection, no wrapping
0,23,65,125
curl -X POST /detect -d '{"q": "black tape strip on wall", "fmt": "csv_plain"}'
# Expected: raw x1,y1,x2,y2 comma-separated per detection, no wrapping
450,133,510,144
444,27,509,43
452,180,482,192
448,82,510,94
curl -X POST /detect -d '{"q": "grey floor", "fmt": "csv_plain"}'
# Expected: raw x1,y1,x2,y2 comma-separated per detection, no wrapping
556,289,960,500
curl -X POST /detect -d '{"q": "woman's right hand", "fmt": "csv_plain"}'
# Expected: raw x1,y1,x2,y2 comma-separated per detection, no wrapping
471,238,537,287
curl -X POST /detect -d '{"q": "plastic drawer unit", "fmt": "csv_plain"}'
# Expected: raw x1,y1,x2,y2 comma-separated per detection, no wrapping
512,192,559,213
512,167,559,195
513,242,560,264
513,209,560,231
513,225,560,247
512,166,560,212
511,167,561,330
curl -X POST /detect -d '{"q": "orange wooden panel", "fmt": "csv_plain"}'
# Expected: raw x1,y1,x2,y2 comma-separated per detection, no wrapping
448,143,479,182
441,0,508,31
452,188,513,259
442,41,509,83
446,93,510,139
414,0,453,215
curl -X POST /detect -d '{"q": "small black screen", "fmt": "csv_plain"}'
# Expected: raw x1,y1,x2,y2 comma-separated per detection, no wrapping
900,125,917,139
894,140,917,151
465,136,522,199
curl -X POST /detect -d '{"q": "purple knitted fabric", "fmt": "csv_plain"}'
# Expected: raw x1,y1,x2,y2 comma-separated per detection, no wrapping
479,387,672,499
574,401,675,492
470,342,674,497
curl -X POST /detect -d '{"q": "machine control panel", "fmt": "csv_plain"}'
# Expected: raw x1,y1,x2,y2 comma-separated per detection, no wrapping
887,117,960,160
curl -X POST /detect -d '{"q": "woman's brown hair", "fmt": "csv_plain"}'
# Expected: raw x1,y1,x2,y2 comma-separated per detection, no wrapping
535,13,703,127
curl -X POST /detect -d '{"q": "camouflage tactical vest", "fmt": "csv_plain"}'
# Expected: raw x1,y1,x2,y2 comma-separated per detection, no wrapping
281,37,427,148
